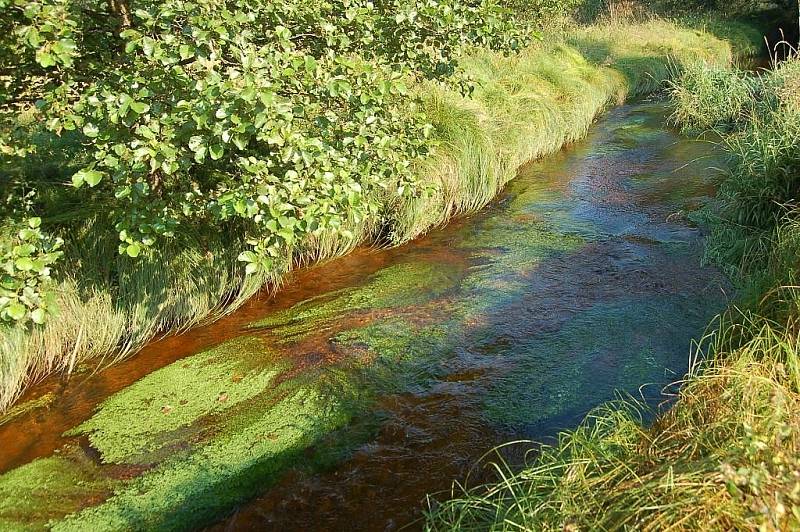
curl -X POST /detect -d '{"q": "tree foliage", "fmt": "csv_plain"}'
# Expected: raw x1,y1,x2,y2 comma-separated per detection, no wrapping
0,0,526,325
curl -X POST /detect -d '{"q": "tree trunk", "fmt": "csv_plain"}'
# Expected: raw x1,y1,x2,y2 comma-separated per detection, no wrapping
108,0,132,30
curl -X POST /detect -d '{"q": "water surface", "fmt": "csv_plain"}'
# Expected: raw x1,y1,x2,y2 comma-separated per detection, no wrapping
0,102,729,531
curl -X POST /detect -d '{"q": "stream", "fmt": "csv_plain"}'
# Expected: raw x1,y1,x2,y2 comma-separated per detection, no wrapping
0,102,730,531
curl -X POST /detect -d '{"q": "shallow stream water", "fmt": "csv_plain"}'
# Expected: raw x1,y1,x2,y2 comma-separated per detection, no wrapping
0,102,730,531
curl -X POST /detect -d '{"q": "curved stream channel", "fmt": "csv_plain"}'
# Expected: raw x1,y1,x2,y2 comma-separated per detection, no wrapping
0,102,730,531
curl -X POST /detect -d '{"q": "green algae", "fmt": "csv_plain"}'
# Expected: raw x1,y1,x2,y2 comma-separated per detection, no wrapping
7,315,446,532
308,196,591,402
334,318,454,393
455,218,585,322
462,216,584,257
53,381,352,532
4,342,375,532
0,449,116,531
67,336,284,464
455,171,586,273
335,318,450,365
249,261,463,341
480,298,715,429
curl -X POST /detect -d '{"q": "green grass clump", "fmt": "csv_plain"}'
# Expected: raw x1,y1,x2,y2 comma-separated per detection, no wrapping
671,60,800,283
426,57,800,532
669,63,759,132
391,18,752,245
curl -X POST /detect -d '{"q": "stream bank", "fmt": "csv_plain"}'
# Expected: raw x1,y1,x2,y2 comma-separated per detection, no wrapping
0,18,760,415
1,102,732,530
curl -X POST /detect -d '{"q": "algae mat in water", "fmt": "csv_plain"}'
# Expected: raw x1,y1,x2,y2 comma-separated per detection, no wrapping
0,103,729,531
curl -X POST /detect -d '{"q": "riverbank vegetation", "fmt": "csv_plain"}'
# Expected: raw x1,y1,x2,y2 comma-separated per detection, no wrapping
0,0,763,413
426,25,800,532
1,0,526,411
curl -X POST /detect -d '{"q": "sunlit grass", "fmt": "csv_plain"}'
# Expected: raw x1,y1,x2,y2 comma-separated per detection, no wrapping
427,304,800,530
426,56,800,532
0,19,758,412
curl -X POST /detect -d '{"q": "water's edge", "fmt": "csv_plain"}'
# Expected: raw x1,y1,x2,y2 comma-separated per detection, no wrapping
0,102,730,531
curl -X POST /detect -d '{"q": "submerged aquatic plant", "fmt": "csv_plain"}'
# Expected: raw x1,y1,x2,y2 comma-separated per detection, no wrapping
426,56,800,532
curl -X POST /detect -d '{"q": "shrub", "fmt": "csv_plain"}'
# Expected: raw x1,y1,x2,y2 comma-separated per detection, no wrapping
0,0,527,326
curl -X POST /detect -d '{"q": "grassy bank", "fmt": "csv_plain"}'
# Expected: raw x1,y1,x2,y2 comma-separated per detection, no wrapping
425,56,800,532
0,16,760,414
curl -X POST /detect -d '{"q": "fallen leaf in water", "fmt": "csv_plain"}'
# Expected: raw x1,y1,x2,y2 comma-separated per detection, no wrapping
218,392,229,403
161,405,173,414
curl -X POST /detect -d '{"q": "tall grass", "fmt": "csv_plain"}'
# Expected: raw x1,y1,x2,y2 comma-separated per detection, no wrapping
427,310,800,530
390,19,755,242
426,56,800,532
0,19,757,413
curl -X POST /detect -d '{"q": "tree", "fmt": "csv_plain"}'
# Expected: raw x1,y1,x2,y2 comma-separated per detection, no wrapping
0,0,527,325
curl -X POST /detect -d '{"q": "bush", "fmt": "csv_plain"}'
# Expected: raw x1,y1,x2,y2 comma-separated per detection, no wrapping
0,0,527,327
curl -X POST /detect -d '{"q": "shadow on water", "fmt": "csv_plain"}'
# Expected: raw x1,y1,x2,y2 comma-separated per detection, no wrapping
203,102,730,531
0,102,731,531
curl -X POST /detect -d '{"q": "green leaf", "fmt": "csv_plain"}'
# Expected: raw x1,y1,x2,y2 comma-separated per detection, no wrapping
28,217,42,229
209,144,224,160
30,308,46,325
188,135,204,150
6,302,26,321
85,170,103,187
233,135,248,150
179,44,193,60
237,251,257,263
126,243,141,258
14,257,34,271
275,25,291,41
130,101,150,114
35,50,55,68
141,37,155,56
72,168,104,188
83,123,99,138
138,125,156,140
